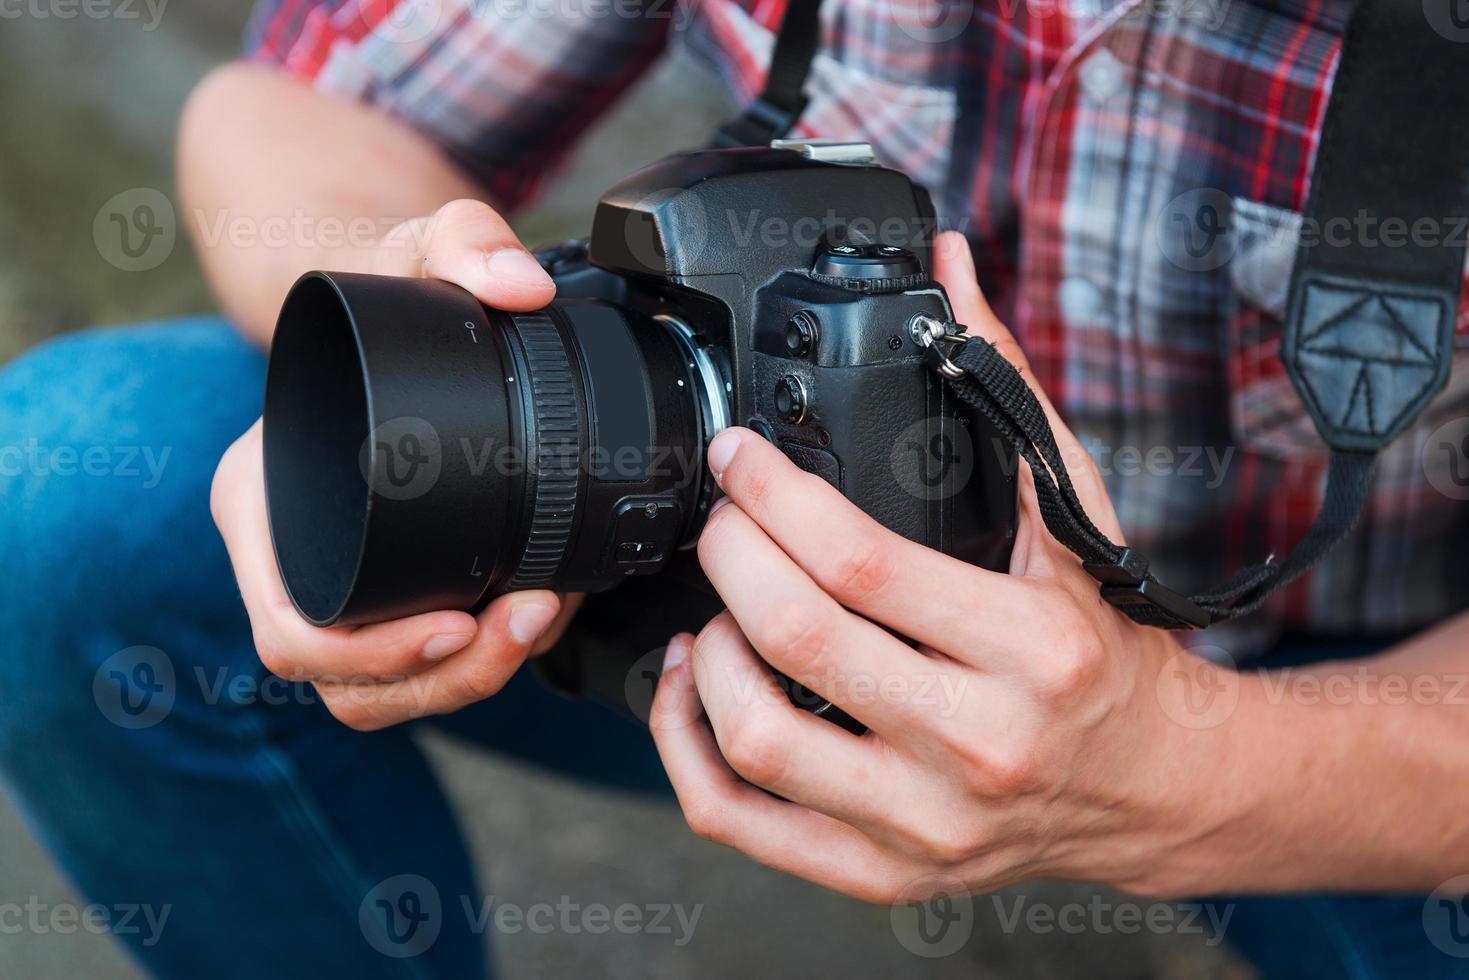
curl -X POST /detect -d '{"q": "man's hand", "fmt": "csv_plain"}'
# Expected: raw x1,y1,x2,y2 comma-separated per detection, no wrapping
649,232,1240,902
213,424,580,732
210,200,579,732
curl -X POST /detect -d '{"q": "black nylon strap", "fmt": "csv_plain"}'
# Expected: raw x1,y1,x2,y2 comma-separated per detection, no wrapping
711,0,823,147
1280,0,1467,454
941,335,1376,629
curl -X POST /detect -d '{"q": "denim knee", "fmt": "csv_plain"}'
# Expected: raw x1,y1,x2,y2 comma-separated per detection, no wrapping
0,320,266,773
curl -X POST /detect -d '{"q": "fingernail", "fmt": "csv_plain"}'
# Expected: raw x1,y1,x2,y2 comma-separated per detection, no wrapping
708,495,733,518
508,601,559,645
422,633,473,662
663,635,692,672
707,429,743,483
486,248,553,288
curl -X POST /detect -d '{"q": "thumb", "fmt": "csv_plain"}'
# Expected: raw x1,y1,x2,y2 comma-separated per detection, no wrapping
933,231,1035,385
375,198,555,312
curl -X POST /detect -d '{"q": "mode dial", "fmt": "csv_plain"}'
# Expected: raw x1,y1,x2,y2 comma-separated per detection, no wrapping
810,242,928,294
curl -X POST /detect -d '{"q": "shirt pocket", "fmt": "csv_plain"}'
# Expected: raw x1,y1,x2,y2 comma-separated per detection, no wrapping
1223,197,1323,459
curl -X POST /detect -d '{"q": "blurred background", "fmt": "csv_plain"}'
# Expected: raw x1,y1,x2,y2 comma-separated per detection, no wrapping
0,6,1247,978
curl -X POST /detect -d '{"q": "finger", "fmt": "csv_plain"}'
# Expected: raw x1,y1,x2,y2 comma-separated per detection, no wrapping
313,589,562,731
690,612,904,826
650,644,912,904
697,501,966,735
933,231,1122,540
375,199,554,311
705,427,1045,664
211,423,483,680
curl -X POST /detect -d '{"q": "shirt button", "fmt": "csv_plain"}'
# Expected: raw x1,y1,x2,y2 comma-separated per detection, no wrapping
1079,49,1125,102
1059,277,1106,324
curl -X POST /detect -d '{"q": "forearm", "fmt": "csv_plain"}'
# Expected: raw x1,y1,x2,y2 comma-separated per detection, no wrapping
177,62,483,346
1174,613,1469,895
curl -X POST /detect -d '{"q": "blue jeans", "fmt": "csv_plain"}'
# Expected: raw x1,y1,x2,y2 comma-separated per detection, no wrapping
0,320,1462,979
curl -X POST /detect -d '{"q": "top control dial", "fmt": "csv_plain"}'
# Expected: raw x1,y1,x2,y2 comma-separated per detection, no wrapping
809,241,929,294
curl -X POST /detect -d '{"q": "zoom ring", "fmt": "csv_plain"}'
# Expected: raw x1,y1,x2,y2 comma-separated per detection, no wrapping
508,314,582,589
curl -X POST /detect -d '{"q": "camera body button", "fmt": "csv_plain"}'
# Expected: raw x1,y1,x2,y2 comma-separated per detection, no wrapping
773,375,809,424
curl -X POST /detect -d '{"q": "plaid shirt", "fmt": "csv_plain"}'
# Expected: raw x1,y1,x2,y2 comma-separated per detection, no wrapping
245,0,1469,654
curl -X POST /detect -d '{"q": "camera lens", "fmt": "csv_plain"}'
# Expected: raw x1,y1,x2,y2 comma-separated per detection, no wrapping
263,271,725,627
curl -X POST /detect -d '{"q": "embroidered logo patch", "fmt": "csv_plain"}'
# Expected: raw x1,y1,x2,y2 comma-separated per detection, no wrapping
1283,274,1454,451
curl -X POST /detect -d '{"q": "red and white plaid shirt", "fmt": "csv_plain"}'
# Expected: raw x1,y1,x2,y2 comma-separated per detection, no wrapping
247,0,1469,654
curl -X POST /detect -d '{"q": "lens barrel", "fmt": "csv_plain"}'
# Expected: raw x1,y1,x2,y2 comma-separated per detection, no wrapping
263,271,717,627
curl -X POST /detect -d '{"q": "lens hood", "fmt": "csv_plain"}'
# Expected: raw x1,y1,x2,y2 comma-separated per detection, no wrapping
263,271,519,626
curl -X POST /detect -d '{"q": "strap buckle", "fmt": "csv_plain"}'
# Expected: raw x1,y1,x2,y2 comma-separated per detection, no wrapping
1082,548,1211,630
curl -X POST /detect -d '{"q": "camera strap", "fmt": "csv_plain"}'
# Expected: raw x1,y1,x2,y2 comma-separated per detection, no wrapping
918,0,1469,629
711,0,824,148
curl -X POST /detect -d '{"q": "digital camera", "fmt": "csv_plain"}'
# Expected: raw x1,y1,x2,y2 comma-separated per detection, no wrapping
263,140,1017,627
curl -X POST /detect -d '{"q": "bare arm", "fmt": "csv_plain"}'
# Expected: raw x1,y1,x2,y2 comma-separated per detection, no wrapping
178,61,551,345
1185,612,1469,894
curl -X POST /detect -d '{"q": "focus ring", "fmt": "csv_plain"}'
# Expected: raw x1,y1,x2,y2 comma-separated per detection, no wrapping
508,313,582,589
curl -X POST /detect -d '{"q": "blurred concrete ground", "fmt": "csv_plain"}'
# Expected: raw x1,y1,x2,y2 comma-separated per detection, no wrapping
0,6,1247,978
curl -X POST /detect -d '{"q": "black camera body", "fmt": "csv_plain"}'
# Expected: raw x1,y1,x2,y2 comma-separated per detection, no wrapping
263,142,1016,628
